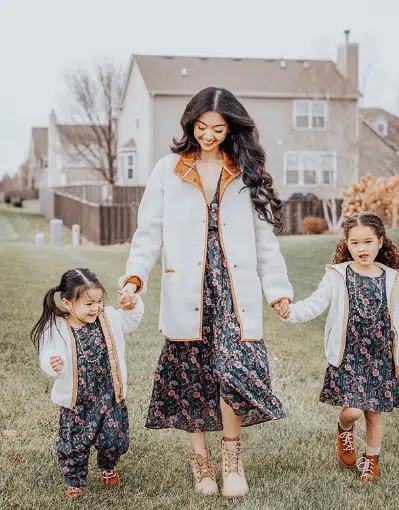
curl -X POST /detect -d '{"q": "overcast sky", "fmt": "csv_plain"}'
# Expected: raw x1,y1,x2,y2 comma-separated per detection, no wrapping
0,0,398,178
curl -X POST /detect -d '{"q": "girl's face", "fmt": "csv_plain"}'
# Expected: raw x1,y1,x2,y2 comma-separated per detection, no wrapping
62,287,104,326
193,111,228,154
346,225,383,266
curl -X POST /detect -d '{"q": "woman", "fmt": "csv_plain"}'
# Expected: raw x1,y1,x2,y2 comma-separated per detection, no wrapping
118,87,292,498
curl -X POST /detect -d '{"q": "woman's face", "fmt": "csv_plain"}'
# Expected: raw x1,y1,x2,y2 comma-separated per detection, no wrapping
193,111,228,153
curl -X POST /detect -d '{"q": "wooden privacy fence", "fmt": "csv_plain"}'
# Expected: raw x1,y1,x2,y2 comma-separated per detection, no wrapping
54,184,343,244
54,191,141,245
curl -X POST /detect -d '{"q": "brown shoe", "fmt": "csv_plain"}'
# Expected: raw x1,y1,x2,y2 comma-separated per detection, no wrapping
357,455,380,482
188,448,219,495
221,439,249,498
101,469,120,488
66,486,85,499
337,424,357,467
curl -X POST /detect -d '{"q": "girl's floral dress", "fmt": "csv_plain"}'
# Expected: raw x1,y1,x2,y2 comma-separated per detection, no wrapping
56,320,129,488
320,265,399,412
146,175,284,432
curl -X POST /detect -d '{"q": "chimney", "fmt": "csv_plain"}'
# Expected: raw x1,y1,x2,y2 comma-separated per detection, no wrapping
336,29,359,87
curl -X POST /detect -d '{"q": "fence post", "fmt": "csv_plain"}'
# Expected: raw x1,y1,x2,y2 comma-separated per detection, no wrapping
50,219,63,246
72,224,80,246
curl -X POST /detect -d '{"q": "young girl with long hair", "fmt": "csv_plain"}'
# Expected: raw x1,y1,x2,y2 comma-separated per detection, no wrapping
31,268,143,499
277,213,399,482
118,87,293,497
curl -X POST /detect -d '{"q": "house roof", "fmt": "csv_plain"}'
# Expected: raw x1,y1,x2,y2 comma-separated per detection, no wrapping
128,55,360,100
57,124,103,145
360,108,399,152
121,138,136,149
31,127,48,160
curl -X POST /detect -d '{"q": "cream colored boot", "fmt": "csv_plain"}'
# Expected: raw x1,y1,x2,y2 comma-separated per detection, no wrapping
187,448,219,495
221,439,249,498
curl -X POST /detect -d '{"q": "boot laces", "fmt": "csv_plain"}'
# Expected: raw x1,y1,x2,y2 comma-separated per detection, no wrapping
102,469,118,480
225,444,242,474
356,457,375,479
339,430,355,452
189,451,218,481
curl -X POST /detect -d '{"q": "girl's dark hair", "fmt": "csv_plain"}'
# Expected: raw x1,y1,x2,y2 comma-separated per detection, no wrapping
333,213,399,268
171,86,283,232
30,268,105,350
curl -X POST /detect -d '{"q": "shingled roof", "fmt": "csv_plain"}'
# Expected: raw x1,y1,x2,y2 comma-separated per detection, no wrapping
360,108,399,153
126,55,360,100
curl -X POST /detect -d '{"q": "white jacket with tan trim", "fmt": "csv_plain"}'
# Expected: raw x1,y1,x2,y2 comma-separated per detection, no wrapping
39,301,144,409
284,262,399,374
119,151,293,342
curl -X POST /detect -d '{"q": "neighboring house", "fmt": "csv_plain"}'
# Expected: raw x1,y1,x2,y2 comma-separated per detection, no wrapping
117,31,361,200
26,111,106,190
359,108,399,177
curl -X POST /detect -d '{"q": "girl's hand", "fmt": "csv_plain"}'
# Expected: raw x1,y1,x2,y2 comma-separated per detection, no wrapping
50,355,64,372
118,283,138,310
273,298,291,319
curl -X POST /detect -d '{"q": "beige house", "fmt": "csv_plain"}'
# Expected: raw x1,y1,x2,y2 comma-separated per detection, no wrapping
117,31,362,200
359,108,399,178
26,110,105,190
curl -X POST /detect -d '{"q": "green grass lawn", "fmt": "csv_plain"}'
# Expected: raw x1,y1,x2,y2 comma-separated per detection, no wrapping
1,208,398,510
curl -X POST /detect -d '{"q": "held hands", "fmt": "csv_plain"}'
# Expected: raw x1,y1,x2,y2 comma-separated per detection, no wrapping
272,298,291,319
118,283,138,310
50,355,64,372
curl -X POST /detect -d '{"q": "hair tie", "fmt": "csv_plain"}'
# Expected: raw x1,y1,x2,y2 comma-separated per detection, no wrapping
54,286,60,292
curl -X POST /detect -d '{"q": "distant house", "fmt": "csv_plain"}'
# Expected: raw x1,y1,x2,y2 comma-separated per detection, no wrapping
26,110,105,190
359,108,399,177
117,31,362,200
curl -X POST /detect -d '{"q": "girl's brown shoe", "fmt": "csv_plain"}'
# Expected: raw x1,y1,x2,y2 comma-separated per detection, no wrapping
66,486,85,499
337,424,357,467
357,455,380,482
101,469,120,487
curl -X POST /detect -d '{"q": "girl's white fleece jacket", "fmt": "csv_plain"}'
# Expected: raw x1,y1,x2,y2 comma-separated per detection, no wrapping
285,262,399,375
39,301,144,409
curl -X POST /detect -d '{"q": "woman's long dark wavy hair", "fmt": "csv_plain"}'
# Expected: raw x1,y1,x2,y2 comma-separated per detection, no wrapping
30,268,105,350
333,213,399,268
171,87,283,232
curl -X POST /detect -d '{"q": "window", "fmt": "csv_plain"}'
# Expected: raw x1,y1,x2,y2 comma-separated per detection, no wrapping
293,100,327,130
284,151,336,186
375,119,388,137
118,151,137,183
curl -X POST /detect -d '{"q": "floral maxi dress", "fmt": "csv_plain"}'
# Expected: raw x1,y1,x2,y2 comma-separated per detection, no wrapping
320,265,399,412
146,175,285,433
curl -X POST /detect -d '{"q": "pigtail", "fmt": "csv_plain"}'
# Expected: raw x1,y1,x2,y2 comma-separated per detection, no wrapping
376,236,399,269
30,287,67,350
333,238,352,264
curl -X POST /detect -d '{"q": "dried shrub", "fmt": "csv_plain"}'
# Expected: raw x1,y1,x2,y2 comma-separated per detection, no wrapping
302,216,327,235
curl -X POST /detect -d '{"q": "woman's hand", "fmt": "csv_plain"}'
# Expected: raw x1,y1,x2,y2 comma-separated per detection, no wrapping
118,283,138,310
50,355,64,372
272,298,291,319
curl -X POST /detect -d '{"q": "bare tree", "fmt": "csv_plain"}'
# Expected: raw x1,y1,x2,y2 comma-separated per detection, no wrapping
61,62,124,184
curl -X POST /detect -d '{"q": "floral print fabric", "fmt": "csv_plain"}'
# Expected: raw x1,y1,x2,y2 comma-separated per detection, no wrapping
320,265,399,412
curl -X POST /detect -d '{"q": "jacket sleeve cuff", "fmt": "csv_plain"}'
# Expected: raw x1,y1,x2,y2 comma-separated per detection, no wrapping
122,275,144,293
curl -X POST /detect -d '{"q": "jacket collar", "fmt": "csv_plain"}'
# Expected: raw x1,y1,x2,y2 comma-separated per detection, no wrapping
327,261,399,292
174,150,241,199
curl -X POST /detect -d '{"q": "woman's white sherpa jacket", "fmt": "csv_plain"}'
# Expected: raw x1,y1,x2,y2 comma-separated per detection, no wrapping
39,301,144,409
119,151,293,342
284,262,399,375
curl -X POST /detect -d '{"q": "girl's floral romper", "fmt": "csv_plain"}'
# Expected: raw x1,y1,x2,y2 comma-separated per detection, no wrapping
56,320,129,488
320,265,399,412
146,175,284,432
